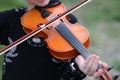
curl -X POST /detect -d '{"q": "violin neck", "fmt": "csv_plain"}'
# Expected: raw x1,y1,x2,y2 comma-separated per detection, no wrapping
55,23,113,80
55,23,91,59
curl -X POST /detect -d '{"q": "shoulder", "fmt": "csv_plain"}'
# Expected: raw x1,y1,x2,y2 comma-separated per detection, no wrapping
0,7,27,25
0,7,27,18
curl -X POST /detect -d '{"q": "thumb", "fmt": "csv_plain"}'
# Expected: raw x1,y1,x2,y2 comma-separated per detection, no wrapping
75,55,85,70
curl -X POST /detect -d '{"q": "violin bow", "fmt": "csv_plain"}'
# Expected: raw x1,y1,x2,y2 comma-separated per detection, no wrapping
0,0,92,55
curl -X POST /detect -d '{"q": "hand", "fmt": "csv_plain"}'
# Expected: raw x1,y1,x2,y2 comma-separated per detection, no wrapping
75,54,108,78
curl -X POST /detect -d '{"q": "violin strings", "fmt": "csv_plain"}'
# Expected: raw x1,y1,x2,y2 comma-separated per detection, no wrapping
55,23,91,58
62,26,90,58
57,25,113,80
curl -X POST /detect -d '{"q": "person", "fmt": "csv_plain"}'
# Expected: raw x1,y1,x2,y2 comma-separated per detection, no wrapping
0,0,108,80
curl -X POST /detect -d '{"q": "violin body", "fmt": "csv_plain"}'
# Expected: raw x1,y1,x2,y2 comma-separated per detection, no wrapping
21,3,90,60
46,21,90,60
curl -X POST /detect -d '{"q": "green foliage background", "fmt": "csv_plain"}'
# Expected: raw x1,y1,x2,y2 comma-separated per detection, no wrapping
0,0,120,80
0,0,26,10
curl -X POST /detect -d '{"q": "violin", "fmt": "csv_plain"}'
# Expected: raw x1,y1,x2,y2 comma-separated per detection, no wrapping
21,3,90,60
0,0,119,80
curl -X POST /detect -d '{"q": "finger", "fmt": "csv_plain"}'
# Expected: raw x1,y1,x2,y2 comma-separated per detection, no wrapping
75,55,86,70
89,55,99,76
93,69,102,78
102,62,108,69
83,54,95,75
85,54,99,76
75,55,92,72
